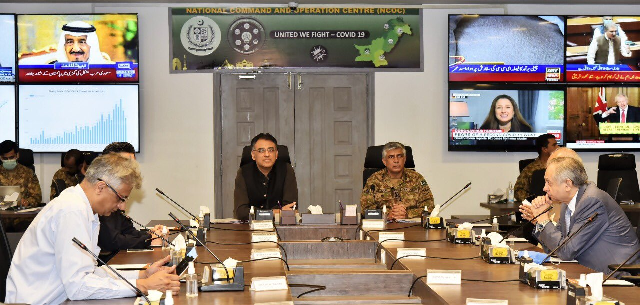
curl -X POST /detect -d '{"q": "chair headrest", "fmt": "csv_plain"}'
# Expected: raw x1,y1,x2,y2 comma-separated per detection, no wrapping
240,145,291,167
17,148,34,166
363,145,415,169
598,153,636,171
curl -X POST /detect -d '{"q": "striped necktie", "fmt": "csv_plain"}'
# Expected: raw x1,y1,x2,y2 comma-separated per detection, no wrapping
564,207,572,237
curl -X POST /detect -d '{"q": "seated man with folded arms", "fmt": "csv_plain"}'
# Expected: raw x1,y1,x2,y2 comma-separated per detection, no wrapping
5,154,180,304
0,140,42,207
514,134,557,202
234,133,298,220
97,142,164,255
361,142,434,220
50,149,85,200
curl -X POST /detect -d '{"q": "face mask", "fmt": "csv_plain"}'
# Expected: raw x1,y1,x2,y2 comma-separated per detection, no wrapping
2,159,17,170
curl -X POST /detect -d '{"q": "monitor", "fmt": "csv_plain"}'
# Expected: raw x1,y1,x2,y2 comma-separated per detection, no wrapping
0,85,16,142
18,84,139,152
0,14,16,83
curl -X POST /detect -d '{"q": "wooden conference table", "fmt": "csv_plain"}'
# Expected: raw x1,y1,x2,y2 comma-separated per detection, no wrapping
62,221,638,305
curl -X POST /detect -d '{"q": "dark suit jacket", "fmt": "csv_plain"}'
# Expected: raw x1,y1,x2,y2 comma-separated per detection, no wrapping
595,105,640,123
534,183,640,275
98,212,152,252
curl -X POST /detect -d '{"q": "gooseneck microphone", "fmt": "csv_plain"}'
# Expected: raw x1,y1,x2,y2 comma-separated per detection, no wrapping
541,212,599,264
469,211,518,224
440,181,472,211
498,205,554,243
156,188,199,221
168,212,230,280
603,246,640,282
118,210,175,248
72,237,151,305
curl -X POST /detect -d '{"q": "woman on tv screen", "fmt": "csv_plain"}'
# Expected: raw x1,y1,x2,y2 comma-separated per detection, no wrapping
480,94,533,132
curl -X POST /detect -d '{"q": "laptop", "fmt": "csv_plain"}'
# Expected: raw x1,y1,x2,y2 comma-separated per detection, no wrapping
0,185,21,210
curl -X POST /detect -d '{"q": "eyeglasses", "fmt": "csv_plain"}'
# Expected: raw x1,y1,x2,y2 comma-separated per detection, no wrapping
97,178,128,203
253,147,277,154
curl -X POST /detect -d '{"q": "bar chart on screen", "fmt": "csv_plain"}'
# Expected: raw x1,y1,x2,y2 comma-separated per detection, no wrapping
18,84,139,152
0,85,16,142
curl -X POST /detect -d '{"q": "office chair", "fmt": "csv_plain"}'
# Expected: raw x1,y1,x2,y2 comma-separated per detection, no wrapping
597,153,640,204
51,179,68,199
519,158,536,173
0,217,12,301
528,169,546,198
362,145,415,187
17,148,35,173
606,178,623,201
239,145,291,167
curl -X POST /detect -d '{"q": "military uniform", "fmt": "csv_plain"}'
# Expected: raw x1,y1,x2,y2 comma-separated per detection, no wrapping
49,168,81,200
361,169,434,218
514,158,545,202
0,163,42,206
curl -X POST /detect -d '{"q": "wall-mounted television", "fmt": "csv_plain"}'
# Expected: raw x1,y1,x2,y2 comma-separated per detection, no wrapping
566,16,640,83
17,14,138,83
448,85,565,151
0,14,16,83
566,86,640,150
0,85,16,142
18,84,139,152
448,15,565,82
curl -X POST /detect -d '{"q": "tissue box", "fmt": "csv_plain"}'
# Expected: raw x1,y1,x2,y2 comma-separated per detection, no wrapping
488,194,502,204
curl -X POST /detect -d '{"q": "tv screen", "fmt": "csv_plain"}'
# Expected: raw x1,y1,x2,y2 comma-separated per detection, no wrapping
448,86,565,151
0,15,16,82
448,15,565,82
17,14,138,83
18,84,139,152
566,86,640,150
0,85,16,141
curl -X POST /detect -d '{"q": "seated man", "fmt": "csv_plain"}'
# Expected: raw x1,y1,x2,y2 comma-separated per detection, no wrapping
97,142,163,254
50,149,85,200
522,157,640,275
0,140,42,207
234,133,298,220
5,154,180,304
360,142,434,220
514,134,558,201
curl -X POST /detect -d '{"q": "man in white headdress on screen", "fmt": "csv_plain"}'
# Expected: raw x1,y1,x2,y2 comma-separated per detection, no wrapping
55,21,110,63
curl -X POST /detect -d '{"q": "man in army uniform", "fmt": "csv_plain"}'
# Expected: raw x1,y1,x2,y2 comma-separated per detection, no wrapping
50,149,85,200
514,134,557,201
0,140,42,207
360,142,434,220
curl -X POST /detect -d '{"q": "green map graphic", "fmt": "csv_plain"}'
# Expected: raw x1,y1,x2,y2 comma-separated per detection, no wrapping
355,17,412,67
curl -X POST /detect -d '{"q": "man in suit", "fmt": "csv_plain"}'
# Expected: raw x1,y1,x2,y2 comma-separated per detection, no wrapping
595,93,640,124
523,157,640,275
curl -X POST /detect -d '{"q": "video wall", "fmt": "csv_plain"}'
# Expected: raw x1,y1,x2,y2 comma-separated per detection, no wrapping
449,15,640,151
1,14,139,152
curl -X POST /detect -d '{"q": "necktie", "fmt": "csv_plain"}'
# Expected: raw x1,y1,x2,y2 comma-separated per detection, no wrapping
621,110,626,123
564,208,572,237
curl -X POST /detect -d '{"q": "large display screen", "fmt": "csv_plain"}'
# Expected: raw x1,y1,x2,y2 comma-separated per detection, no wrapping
0,15,16,82
448,15,565,82
17,14,138,83
566,16,640,83
448,86,565,151
0,85,16,141
18,84,139,152
566,86,640,150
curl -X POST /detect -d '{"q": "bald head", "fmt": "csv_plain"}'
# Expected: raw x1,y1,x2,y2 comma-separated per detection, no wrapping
548,147,582,166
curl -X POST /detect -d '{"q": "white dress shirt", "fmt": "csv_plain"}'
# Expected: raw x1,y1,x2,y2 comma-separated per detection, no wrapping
5,185,139,304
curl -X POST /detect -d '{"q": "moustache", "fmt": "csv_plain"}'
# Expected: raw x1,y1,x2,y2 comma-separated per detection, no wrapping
69,50,85,55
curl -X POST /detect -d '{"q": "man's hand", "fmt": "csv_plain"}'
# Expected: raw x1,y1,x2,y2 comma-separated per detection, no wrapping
140,255,174,279
149,225,164,247
388,203,407,220
606,106,618,116
136,269,181,295
528,195,552,224
282,202,296,211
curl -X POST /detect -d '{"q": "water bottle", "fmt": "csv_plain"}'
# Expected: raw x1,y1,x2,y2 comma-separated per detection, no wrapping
507,182,515,203
186,261,199,297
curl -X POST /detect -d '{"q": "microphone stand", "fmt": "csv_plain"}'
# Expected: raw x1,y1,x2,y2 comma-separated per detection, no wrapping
469,211,517,224
119,210,175,248
603,246,640,283
72,237,151,305
156,188,199,221
440,182,472,212
541,212,599,264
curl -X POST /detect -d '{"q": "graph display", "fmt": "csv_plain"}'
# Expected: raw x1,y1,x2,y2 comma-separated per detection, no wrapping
0,86,16,141
19,85,139,152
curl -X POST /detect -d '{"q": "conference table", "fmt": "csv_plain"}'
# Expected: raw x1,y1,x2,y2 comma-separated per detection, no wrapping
61,220,638,305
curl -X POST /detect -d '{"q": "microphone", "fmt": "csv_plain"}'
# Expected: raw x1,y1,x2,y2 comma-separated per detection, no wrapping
469,211,517,224
72,237,151,305
439,181,472,212
168,212,230,280
498,205,553,243
118,210,175,248
541,212,599,264
603,246,640,282
156,188,198,221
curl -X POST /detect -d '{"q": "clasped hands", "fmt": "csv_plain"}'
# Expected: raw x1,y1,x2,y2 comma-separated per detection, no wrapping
519,195,552,225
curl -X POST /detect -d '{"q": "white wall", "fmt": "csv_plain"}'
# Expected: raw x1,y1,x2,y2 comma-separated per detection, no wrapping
3,3,640,224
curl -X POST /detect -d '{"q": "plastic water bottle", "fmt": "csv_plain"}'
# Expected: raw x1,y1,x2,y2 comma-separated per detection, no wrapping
186,261,199,297
492,217,499,232
507,182,515,203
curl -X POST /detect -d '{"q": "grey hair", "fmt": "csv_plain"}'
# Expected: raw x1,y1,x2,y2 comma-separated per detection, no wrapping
603,20,617,31
548,157,588,187
84,153,142,189
548,147,583,165
382,142,406,158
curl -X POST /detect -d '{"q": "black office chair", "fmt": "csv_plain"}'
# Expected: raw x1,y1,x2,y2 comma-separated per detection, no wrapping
528,169,546,199
606,178,623,201
597,153,640,204
362,145,415,187
0,217,12,301
17,148,35,173
239,145,291,167
519,158,536,173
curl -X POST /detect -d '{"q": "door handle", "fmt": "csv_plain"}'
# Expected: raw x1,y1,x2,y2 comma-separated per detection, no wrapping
297,74,303,90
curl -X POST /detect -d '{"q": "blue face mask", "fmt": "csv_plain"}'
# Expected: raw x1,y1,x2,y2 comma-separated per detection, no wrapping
2,159,18,170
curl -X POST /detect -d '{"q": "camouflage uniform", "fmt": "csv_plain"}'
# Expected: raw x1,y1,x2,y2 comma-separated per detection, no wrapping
361,169,434,218
514,158,545,201
49,168,80,200
0,163,42,206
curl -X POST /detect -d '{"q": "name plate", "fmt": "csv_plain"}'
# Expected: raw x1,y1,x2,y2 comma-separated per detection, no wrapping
429,217,441,224
456,229,471,238
378,232,405,243
397,248,426,259
251,220,274,230
466,298,509,305
252,232,278,243
491,247,509,257
362,219,385,230
250,276,289,291
427,269,462,285
251,248,282,260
